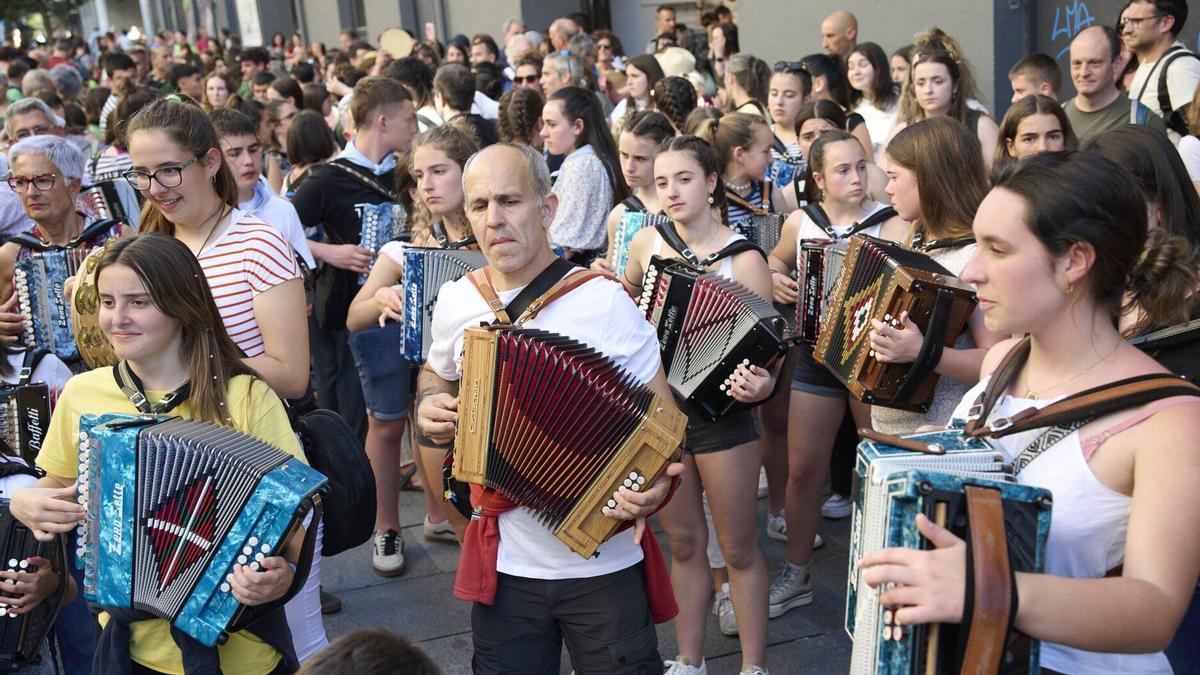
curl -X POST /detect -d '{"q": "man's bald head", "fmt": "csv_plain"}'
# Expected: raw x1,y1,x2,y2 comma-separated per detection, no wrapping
821,10,858,59
550,18,579,51
463,143,557,276
1069,25,1121,98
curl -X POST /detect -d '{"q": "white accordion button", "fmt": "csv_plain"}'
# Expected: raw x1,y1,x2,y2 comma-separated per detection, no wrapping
248,537,259,547
242,546,253,556
226,573,234,583
606,499,617,509
630,483,640,492
78,432,89,441
220,582,230,593
883,609,892,624
261,544,271,554
250,561,261,571
237,555,247,565
6,560,15,568
636,475,645,485
882,626,892,641
622,479,632,488
18,561,27,570
255,552,265,562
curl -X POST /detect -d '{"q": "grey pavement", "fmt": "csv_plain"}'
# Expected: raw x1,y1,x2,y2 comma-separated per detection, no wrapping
320,489,854,674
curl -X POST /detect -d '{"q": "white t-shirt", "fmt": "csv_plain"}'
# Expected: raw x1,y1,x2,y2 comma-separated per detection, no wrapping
852,101,899,157
1129,42,1200,120
4,351,73,394
238,188,316,268
1178,135,1200,180
427,269,661,579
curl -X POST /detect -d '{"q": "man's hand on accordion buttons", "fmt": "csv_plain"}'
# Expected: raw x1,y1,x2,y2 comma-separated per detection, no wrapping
869,311,923,364
229,556,294,606
729,363,774,403
0,557,58,615
374,285,405,326
10,484,84,541
325,244,373,274
0,291,26,343
857,512,968,626
417,393,459,445
604,461,685,546
771,270,799,305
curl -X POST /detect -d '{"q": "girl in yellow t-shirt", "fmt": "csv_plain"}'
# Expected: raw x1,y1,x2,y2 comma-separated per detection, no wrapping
12,233,306,675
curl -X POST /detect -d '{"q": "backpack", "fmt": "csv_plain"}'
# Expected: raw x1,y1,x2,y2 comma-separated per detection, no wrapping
290,406,376,557
1149,45,1200,135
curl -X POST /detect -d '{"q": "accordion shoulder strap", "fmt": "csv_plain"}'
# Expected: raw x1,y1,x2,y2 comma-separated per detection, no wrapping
18,348,50,386
467,257,580,324
725,186,769,216
326,159,402,203
653,219,767,268
431,220,477,249
959,484,1014,674
9,217,117,252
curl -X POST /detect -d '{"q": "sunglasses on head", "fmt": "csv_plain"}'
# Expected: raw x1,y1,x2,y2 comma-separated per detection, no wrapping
774,61,808,74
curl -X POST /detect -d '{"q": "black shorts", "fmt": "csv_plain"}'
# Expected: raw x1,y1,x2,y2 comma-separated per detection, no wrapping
791,344,847,399
471,564,662,675
683,408,760,454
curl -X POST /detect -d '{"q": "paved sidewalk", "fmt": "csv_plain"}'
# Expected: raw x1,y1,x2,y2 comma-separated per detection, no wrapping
320,489,854,674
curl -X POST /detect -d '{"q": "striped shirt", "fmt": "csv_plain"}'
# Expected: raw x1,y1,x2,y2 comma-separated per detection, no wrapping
197,210,300,358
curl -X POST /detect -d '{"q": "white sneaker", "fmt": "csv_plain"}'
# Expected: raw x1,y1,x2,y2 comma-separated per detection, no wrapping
757,467,768,498
664,657,708,674
766,510,787,541
740,667,770,675
822,493,853,519
713,582,737,636
372,529,405,577
768,562,813,618
423,515,458,544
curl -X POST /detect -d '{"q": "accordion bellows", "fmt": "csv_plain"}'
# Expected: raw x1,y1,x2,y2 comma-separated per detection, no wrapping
846,429,1051,674
639,257,791,421
453,326,686,559
76,414,327,647
814,236,977,412
0,500,65,670
401,247,485,363
796,238,850,346
14,248,91,362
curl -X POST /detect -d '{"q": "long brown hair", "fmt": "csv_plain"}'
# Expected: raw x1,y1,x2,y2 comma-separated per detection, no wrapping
95,234,256,425
899,49,968,126
657,135,730,226
994,94,1078,173
407,124,479,247
126,95,239,236
885,117,987,242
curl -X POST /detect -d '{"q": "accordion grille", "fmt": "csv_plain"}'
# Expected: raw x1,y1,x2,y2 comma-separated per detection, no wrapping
402,248,486,362
668,276,774,397
14,248,92,360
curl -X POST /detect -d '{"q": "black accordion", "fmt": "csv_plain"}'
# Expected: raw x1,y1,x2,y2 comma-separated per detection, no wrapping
796,238,850,346
400,247,486,362
77,180,141,230
453,326,686,559
0,383,50,466
732,214,787,255
76,414,327,647
0,500,66,672
639,256,791,420
813,235,977,412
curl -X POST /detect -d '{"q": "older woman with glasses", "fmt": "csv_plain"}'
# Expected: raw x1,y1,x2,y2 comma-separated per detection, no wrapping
0,135,129,359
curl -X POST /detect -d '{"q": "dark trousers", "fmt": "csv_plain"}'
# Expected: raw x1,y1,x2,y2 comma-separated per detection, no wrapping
471,564,662,675
308,315,367,443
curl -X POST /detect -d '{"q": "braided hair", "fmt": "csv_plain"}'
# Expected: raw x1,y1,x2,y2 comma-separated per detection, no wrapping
498,87,544,145
650,76,698,133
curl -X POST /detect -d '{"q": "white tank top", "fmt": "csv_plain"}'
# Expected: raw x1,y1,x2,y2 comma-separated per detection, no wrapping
949,379,1172,674
651,231,745,281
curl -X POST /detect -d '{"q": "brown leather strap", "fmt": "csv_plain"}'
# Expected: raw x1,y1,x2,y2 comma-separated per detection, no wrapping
964,337,1031,436
517,269,612,323
467,268,512,323
960,485,1012,675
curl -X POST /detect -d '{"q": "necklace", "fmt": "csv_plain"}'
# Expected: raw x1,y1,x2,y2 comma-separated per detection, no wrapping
1022,341,1122,400
725,179,752,193
192,202,230,256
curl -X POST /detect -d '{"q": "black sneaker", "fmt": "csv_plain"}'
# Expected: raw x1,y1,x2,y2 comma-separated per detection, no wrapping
319,587,342,614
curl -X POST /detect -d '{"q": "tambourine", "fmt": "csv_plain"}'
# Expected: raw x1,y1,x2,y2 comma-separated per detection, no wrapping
379,28,415,59
71,239,119,370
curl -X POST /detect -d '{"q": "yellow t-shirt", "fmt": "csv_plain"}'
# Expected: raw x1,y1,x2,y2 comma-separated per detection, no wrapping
37,368,305,675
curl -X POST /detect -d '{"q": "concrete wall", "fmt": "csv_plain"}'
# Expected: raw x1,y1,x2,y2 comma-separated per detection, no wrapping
737,0,1005,114
295,0,344,48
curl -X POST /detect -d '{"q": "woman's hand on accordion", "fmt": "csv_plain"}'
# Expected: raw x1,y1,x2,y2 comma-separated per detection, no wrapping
729,363,774,403
0,556,58,615
770,270,799,305
857,512,968,626
10,483,84,541
869,311,923,364
603,461,685,546
0,291,26,343
373,285,405,326
229,556,294,607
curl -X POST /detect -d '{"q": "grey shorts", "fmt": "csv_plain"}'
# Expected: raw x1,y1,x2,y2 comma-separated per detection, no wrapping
791,346,847,399
683,408,761,454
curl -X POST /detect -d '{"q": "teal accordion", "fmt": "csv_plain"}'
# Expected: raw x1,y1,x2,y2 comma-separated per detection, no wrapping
14,248,92,363
75,414,327,647
846,429,1052,674
611,210,671,279
400,247,486,362
357,202,407,284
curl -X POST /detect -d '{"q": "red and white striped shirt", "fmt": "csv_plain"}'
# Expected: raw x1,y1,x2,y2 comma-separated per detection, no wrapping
197,210,300,358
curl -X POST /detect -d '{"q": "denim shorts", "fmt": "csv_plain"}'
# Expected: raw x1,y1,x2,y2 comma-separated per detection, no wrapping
684,408,760,454
791,345,847,399
347,322,413,421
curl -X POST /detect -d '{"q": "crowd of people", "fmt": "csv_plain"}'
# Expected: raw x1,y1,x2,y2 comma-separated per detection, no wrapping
0,1,1197,673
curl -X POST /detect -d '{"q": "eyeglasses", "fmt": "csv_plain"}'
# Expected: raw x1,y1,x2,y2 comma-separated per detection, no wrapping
774,61,808,74
514,74,540,84
1119,14,1164,30
12,125,53,140
123,155,201,191
5,173,56,192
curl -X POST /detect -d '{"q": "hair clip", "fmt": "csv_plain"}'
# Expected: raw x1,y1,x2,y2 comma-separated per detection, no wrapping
165,94,182,103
